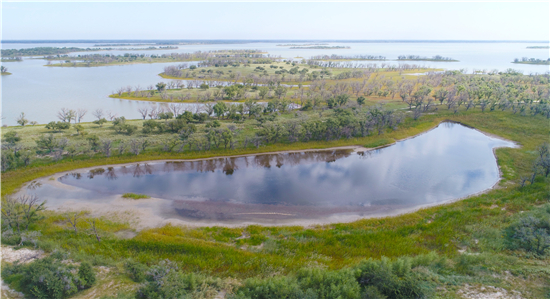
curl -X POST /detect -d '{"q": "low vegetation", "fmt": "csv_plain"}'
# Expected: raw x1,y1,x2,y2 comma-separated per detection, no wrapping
122,193,151,199
397,55,458,62
513,57,550,65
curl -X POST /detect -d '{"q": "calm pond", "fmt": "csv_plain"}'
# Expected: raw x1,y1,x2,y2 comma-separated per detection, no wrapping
27,123,515,225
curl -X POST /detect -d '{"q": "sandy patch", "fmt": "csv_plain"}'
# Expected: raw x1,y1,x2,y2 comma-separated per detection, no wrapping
457,284,524,299
1,246,45,264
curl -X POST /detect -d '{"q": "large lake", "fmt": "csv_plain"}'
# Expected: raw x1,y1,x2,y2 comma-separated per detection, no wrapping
2,42,549,125
25,123,515,225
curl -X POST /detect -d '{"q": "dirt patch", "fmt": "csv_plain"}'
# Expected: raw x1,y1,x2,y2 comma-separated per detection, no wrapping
114,230,138,239
1,246,44,264
457,284,524,299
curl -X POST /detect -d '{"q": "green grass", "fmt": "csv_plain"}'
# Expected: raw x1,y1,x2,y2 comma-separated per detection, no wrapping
122,193,151,199
364,138,394,148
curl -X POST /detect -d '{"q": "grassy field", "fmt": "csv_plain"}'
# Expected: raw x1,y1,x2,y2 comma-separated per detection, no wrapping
2,107,549,297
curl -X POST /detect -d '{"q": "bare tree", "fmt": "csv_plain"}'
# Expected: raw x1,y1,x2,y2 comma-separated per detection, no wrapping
1,195,46,232
65,211,82,234
138,107,149,120
106,110,117,121
77,108,88,123
117,141,126,155
101,139,112,157
129,140,142,155
92,109,104,121
57,108,70,122
169,103,182,117
87,219,101,242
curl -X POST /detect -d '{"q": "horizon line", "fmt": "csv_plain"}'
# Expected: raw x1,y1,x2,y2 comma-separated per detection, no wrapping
2,39,549,43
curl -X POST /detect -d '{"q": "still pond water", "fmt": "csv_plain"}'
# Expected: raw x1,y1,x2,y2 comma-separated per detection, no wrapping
27,123,515,224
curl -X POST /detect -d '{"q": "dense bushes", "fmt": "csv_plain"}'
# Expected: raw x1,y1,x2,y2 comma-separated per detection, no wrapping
136,259,222,299
2,256,96,299
357,258,431,299
232,258,433,299
505,204,550,257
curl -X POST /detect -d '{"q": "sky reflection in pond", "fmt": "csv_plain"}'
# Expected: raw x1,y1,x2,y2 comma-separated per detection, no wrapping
30,123,515,223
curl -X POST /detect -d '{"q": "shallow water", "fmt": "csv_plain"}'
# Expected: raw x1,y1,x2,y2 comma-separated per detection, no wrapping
2,41,548,125
26,123,515,224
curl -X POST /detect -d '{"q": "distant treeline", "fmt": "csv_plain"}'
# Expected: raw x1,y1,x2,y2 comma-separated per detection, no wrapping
1,47,102,57
310,54,386,61
290,46,350,49
526,46,549,49
93,43,155,47
46,50,273,66
397,55,457,61
513,57,550,65
277,44,328,46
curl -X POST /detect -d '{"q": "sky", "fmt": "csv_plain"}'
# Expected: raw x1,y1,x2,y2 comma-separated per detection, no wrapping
2,2,549,41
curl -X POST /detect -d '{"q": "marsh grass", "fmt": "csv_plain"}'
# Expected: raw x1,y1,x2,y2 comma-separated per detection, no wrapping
122,193,151,200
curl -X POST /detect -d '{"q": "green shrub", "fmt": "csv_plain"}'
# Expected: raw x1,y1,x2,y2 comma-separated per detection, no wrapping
19,256,79,299
505,214,550,256
78,262,96,289
124,260,148,282
137,259,219,299
297,267,361,299
232,276,304,299
356,257,432,299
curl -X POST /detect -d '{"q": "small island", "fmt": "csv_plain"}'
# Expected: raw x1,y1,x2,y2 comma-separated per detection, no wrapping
45,49,271,67
290,46,350,49
526,46,549,49
512,57,550,65
310,54,386,61
397,55,458,62
277,43,329,46
1,65,12,75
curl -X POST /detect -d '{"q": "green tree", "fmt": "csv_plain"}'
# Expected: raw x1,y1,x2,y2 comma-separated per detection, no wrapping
213,102,228,119
156,82,166,92
258,86,269,99
357,96,366,106
16,112,28,126
36,134,59,152
87,135,100,151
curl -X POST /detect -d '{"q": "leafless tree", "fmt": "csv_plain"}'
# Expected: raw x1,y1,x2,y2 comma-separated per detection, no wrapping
1,195,46,232
138,107,149,119
87,219,101,242
76,108,87,123
57,108,71,122
129,140,142,155
106,111,117,121
117,141,126,155
169,103,183,117
92,109,104,121
64,211,82,234
101,139,112,157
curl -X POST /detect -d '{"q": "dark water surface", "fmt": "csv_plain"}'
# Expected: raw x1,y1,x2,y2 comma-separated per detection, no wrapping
30,123,515,223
